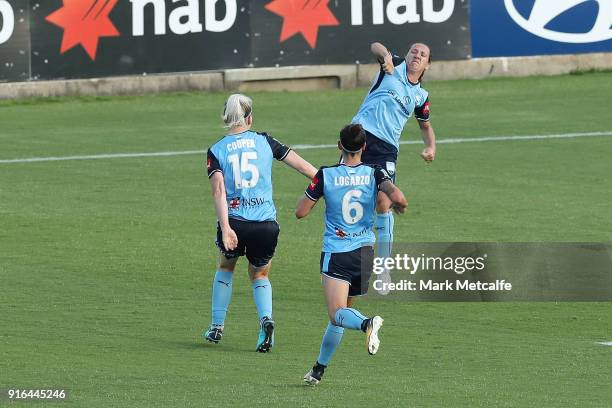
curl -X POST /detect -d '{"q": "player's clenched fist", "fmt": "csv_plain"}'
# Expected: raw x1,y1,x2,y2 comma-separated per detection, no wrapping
420,147,435,163
381,53,395,75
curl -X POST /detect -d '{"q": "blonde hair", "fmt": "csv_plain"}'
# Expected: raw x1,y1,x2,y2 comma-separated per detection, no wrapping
222,94,253,129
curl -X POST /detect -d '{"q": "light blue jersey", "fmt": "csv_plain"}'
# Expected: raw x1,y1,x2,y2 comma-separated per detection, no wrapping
306,163,391,253
207,130,290,222
352,55,430,151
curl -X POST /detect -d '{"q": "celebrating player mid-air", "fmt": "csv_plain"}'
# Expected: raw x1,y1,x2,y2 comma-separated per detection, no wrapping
204,94,316,352
352,42,436,281
296,124,407,385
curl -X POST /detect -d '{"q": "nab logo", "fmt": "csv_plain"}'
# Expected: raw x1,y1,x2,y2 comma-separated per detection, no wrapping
265,0,455,49
504,0,612,43
45,0,238,61
0,0,14,45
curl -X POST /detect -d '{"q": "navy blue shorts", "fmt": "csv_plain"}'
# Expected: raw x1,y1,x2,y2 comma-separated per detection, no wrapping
216,218,280,267
361,131,398,182
320,246,374,297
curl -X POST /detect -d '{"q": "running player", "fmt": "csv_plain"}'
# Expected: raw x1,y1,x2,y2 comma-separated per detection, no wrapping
204,94,317,352
295,124,407,384
352,42,436,283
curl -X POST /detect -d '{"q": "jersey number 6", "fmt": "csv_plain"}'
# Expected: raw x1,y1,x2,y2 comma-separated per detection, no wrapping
342,189,364,224
228,152,259,189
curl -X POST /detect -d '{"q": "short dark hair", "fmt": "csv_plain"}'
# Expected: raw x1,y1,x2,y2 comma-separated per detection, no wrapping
340,124,366,154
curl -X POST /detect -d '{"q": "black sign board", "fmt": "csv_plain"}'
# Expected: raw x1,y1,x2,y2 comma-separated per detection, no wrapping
1,0,470,82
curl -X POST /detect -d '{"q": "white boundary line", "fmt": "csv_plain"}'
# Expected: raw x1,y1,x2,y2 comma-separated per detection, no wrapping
1,131,611,164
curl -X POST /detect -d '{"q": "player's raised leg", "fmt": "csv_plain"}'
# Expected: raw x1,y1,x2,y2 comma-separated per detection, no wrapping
204,255,238,343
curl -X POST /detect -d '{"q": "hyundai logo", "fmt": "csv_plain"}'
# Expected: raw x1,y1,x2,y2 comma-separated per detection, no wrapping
504,0,612,43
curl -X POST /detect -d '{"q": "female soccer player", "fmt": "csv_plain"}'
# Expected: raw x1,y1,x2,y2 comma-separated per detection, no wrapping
295,124,407,384
353,42,436,283
204,94,316,352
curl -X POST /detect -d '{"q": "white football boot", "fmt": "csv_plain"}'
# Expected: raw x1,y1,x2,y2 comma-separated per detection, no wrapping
366,316,384,355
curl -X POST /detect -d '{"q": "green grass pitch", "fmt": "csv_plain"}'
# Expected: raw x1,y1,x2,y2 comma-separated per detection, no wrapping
1,72,611,407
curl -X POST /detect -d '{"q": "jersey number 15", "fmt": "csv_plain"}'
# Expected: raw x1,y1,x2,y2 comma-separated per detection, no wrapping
228,152,259,189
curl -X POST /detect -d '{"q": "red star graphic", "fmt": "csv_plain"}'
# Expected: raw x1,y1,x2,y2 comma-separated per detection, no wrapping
265,0,339,49
46,0,120,61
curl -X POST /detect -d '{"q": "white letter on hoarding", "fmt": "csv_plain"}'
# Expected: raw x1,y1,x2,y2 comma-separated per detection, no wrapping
372,0,384,25
206,0,237,33
131,0,166,36
351,0,363,25
169,0,203,34
0,0,15,45
423,0,454,23
387,0,420,24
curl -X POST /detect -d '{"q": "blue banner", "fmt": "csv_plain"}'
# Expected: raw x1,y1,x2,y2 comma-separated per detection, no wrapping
471,0,612,57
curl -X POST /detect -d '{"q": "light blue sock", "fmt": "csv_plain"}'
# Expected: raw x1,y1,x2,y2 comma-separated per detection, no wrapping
317,322,344,366
334,308,367,331
375,211,394,259
211,270,233,326
252,278,273,320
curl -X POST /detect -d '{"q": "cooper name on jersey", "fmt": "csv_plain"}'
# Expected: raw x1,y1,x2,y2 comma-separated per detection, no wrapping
226,138,256,152
334,175,371,186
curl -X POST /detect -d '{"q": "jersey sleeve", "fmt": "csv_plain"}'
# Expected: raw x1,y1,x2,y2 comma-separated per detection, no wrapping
414,97,431,122
305,168,325,201
374,166,392,190
264,133,291,161
206,149,222,178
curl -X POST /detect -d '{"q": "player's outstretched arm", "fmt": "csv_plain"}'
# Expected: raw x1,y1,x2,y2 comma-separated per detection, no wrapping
371,42,394,75
296,167,323,218
380,180,407,215
295,195,318,219
282,150,317,179
418,120,436,163
209,172,238,250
